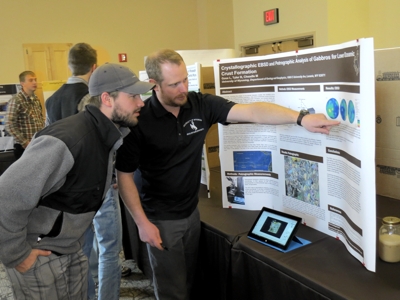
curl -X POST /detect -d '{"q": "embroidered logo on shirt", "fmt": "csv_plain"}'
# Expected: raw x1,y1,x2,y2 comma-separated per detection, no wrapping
189,120,197,131
184,118,204,135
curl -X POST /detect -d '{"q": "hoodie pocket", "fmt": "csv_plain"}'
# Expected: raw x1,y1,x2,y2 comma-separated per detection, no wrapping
36,211,63,243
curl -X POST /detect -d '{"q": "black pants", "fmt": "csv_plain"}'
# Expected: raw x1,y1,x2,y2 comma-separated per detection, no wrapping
13,143,25,160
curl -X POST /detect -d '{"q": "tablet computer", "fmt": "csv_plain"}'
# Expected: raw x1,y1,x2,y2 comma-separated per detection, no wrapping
247,207,302,250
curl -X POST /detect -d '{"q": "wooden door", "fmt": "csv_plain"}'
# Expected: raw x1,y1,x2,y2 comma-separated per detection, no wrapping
23,43,72,114
48,44,73,80
23,43,72,81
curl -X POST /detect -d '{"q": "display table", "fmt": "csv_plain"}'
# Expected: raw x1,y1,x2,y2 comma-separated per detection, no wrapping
197,196,259,300
231,226,331,300
121,185,400,300
231,226,400,300
201,194,400,300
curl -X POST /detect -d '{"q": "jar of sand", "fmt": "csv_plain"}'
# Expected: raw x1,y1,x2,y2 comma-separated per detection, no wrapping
378,216,400,263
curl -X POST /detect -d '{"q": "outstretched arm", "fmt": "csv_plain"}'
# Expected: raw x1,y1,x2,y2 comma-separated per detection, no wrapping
117,170,164,251
227,102,340,134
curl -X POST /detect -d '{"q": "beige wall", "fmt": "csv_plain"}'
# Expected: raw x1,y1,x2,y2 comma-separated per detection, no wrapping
368,0,400,49
326,0,400,49
0,0,234,83
232,0,329,54
2,0,400,84
327,0,370,46
232,0,400,54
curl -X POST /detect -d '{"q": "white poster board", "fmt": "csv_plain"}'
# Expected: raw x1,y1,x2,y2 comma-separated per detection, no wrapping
214,38,376,272
138,71,152,101
0,84,19,150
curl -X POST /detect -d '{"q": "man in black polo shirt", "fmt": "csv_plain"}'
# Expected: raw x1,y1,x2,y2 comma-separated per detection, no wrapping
116,49,340,300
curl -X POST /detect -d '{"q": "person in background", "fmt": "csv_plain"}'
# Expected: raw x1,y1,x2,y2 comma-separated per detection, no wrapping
0,63,154,300
5,71,44,160
45,43,97,125
116,49,341,300
45,42,132,300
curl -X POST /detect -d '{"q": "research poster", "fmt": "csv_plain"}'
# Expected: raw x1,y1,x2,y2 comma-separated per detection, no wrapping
214,38,376,271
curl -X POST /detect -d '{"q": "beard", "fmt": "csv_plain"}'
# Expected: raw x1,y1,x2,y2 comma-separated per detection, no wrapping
160,90,188,107
111,106,139,128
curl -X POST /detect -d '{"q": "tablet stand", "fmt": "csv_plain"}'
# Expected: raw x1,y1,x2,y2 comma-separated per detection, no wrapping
273,236,311,253
249,235,311,253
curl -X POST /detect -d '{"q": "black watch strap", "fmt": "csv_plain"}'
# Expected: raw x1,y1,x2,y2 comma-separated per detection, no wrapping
297,109,310,126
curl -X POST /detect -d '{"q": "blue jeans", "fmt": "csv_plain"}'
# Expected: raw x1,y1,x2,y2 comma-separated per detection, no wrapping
83,185,123,300
83,225,96,300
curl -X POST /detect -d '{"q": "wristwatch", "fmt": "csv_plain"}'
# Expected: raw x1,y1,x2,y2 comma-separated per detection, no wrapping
297,109,310,126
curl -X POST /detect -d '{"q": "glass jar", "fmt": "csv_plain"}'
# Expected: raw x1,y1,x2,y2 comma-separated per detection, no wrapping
378,216,400,263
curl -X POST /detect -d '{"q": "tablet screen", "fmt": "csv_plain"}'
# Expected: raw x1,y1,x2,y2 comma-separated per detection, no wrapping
247,207,302,250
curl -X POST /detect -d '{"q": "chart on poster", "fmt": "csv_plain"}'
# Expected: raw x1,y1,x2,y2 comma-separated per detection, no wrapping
214,38,376,271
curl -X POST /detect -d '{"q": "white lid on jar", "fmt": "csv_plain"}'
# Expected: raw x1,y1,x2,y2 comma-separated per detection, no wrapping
383,216,400,225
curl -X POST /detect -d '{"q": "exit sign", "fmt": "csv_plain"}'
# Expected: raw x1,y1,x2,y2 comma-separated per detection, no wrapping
264,8,279,26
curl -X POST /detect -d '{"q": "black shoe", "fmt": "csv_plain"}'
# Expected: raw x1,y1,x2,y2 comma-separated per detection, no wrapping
121,266,131,277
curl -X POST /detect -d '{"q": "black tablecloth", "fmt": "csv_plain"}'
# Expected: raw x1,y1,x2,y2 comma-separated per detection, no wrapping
228,195,400,300
231,228,400,300
197,196,260,300
231,226,331,300
121,186,400,300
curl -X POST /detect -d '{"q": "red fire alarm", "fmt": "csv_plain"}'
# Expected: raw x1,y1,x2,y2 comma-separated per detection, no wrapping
264,8,279,26
118,53,128,62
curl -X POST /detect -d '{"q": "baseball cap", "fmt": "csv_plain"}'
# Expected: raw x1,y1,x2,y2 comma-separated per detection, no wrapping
89,63,154,96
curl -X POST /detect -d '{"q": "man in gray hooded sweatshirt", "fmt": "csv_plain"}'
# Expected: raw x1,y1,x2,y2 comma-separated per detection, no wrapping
0,63,154,300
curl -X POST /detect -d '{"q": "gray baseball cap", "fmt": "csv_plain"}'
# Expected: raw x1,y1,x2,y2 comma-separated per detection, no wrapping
89,63,154,96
